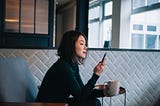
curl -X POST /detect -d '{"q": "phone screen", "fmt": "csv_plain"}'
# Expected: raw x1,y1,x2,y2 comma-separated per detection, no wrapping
102,52,106,62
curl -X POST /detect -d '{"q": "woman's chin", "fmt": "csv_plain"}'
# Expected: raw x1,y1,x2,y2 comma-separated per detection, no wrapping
80,56,86,59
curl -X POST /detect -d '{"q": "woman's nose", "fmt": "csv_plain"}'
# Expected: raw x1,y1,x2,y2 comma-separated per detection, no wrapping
84,45,87,49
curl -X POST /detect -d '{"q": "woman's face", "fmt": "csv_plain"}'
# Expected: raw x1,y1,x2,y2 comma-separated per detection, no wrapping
75,35,87,59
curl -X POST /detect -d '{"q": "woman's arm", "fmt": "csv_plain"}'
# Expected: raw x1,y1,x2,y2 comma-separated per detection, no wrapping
63,63,99,101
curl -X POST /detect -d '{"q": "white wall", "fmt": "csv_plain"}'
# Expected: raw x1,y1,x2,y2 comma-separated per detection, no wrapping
0,49,159,106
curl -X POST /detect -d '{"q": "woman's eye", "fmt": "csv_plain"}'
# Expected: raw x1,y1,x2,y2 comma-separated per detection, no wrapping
80,43,84,45
80,41,84,45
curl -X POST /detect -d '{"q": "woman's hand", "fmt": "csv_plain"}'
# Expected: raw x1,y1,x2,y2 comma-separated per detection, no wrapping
93,59,106,76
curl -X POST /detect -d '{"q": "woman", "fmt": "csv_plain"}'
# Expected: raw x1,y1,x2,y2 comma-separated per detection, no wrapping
36,30,106,106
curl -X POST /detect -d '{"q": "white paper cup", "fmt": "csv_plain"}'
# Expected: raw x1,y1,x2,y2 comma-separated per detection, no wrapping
107,80,120,96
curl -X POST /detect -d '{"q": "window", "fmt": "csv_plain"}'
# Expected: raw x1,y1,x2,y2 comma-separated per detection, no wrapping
147,0,159,5
104,1,112,16
5,0,20,32
88,0,160,50
132,0,145,9
147,26,156,31
146,34,157,49
133,24,143,30
103,19,112,47
132,34,144,49
131,0,160,49
0,0,54,48
88,6,100,20
132,0,160,9
88,0,112,48
88,22,99,48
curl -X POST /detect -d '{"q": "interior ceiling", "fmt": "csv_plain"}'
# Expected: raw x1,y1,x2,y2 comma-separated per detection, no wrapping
56,0,73,7
56,0,77,12
56,0,95,7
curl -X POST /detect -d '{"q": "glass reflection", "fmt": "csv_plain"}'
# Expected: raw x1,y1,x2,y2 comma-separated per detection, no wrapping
36,0,48,34
21,0,34,33
5,0,48,34
5,0,19,32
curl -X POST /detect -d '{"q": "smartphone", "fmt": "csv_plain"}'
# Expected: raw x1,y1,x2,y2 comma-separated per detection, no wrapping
101,52,106,62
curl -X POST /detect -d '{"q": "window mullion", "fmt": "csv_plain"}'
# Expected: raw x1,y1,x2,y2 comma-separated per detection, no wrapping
34,0,36,34
19,0,21,33
99,1,103,47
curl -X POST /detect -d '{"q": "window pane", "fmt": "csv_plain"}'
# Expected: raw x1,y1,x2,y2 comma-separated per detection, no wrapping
132,0,145,9
104,1,112,16
36,0,48,34
147,0,159,5
5,0,19,32
146,34,157,49
21,0,34,33
88,0,112,48
103,19,112,47
89,6,100,20
88,22,99,48
131,9,160,49
132,0,160,9
147,25,156,31
158,36,160,49
132,34,144,49
133,24,143,30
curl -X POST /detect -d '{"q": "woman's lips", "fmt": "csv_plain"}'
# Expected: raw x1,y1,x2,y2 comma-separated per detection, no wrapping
83,51,86,54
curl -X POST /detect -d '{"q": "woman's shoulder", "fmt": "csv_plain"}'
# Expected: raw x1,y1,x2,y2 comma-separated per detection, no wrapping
46,59,78,77
56,59,78,72
47,59,70,74
54,58,73,68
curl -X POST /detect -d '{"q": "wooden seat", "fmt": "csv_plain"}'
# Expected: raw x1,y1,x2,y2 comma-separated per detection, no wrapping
0,102,68,106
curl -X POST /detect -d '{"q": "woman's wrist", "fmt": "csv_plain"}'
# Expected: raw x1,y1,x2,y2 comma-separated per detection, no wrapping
94,72,101,76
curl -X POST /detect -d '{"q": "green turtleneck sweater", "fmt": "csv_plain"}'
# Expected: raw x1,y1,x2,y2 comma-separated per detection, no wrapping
36,58,104,104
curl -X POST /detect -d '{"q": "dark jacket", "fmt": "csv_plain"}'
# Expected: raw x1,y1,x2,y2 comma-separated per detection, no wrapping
36,58,104,105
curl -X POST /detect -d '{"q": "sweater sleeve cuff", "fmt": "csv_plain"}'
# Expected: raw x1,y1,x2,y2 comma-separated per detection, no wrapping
88,73,99,86
92,73,99,80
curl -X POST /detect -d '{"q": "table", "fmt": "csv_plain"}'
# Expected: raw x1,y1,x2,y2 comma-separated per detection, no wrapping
0,102,68,106
94,85,126,106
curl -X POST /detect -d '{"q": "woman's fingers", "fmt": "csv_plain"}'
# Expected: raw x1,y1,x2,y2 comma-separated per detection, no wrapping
94,58,106,76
